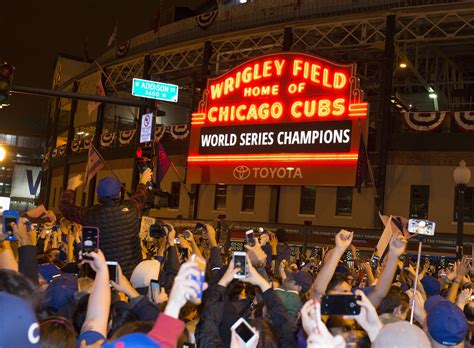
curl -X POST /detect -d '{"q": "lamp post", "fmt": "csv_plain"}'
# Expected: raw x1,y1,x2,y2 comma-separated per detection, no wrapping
453,160,471,260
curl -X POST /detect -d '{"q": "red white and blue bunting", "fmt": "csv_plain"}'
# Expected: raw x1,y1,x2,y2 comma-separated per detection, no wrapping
45,123,194,161
453,111,474,131
402,111,446,132
196,10,218,29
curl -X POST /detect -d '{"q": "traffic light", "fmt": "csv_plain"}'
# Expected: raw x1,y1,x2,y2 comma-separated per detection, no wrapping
0,63,14,107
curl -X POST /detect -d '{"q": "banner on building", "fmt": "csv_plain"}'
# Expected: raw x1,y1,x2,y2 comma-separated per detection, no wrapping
11,165,42,199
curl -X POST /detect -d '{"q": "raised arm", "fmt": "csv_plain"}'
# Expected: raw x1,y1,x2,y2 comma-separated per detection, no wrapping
447,257,469,303
312,230,353,295
59,175,86,224
80,250,110,338
367,235,407,308
129,168,152,213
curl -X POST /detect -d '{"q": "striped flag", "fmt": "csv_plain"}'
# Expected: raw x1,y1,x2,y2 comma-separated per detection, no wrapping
156,142,170,183
87,78,105,115
83,145,104,191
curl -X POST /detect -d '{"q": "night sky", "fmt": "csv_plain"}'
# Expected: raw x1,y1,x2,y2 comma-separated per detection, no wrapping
1,1,199,136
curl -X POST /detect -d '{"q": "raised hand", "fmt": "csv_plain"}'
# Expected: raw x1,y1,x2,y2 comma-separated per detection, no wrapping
218,259,239,287
67,175,83,191
335,229,353,251
139,168,153,185
167,224,176,246
244,238,267,267
389,234,407,258
406,289,426,325
81,250,107,274
204,224,218,247
241,255,271,292
11,218,32,246
110,265,139,299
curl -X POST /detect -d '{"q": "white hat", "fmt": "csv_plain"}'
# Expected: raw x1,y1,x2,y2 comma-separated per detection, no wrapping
130,260,160,289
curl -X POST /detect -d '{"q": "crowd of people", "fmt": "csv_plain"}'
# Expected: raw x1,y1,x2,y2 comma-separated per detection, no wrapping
0,173,473,348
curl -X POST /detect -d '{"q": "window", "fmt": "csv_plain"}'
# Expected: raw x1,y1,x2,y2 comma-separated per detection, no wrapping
454,187,474,222
409,185,430,219
214,184,227,210
336,187,353,216
241,185,256,212
299,186,316,214
169,182,181,209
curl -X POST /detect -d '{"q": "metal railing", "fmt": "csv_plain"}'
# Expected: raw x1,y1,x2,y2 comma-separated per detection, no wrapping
97,0,463,65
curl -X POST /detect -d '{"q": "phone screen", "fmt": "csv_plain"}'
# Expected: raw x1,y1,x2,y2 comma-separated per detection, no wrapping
321,295,361,315
408,219,436,236
150,279,160,301
234,253,247,277
245,231,255,247
82,227,99,254
235,321,255,343
371,256,380,270
107,262,118,283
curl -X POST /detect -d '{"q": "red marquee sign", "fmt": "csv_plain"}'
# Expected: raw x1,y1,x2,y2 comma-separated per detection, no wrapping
186,52,368,186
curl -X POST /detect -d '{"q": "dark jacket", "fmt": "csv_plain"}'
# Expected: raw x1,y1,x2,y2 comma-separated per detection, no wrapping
59,184,147,277
196,284,296,348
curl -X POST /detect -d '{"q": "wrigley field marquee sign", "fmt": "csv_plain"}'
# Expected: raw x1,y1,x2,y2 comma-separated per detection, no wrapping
186,52,368,186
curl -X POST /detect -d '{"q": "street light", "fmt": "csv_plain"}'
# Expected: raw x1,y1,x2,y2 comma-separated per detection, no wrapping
453,160,471,260
0,146,6,162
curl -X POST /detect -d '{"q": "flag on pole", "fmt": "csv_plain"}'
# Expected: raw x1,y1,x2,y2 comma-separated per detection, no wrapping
156,142,170,183
83,145,104,191
107,21,118,47
87,78,106,115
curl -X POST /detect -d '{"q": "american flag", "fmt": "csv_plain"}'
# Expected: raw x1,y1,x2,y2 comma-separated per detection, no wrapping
83,145,104,192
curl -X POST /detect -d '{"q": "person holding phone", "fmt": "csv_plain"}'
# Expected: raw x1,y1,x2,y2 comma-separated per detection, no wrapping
59,169,152,277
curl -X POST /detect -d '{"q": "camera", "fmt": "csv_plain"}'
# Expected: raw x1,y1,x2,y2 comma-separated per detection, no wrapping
150,222,168,239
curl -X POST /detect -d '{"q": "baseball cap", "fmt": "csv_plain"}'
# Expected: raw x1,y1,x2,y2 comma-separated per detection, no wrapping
287,271,313,292
426,299,468,346
102,333,161,347
97,177,122,200
373,321,430,348
46,273,78,310
0,291,40,347
130,260,161,289
420,275,440,297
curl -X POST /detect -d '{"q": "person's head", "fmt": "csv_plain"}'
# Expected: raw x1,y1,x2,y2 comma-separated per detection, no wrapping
45,273,78,313
108,301,138,337
377,287,410,321
251,318,279,348
72,294,89,334
421,275,441,298
373,321,430,348
180,302,198,322
285,271,313,294
130,260,161,293
39,316,76,348
0,291,40,348
426,297,468,347
108,321,154,340
97,177,122,202
327,273,352,294
0,269,43,313
275,228,286,243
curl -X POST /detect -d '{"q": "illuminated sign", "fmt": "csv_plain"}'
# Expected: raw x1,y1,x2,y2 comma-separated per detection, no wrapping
187,52,368,185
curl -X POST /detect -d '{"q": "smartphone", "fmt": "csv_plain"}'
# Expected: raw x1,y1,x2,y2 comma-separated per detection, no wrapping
188,254,206,304
174,237,181,245
106,261,118,283
408,219,436,236
245,230,255,247
371,255,380,272
233,251,248,279
150,279,160,301
321,294,362,315
82,226,99,258
2,210,19,241
231,317,258,347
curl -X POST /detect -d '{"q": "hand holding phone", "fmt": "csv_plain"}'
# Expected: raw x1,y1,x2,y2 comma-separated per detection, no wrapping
245,230,256,247
2,210,19,241
150,279,161,302
106,261,119,284
233,251,248,279
186,254,206,304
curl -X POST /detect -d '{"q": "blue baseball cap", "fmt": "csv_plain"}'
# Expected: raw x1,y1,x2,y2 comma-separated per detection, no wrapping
421,275,440,297
426,297,468,346
102,333,161,347
287,271,314,292
97,177,122,200
46,273,78,310
0,291,40,347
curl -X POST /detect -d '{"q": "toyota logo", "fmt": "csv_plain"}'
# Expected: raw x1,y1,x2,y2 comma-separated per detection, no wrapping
233,165,251,180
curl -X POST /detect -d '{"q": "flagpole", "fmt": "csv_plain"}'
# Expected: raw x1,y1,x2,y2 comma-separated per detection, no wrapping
168,157,193,197
358,119,378,199
91,144,132,197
